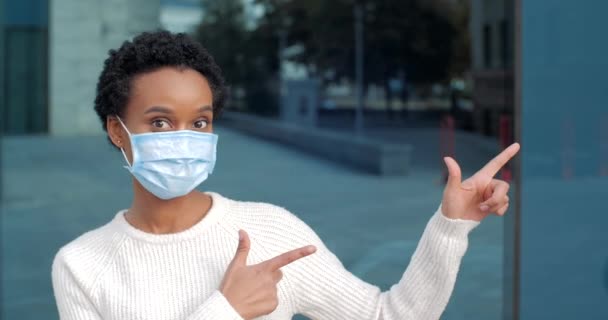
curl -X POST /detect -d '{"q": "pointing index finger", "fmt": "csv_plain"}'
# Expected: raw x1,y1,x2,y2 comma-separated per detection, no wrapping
477,143,520,178
260,245,317,271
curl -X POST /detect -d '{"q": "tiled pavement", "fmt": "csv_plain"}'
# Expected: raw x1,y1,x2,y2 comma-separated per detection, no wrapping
2,125,508,319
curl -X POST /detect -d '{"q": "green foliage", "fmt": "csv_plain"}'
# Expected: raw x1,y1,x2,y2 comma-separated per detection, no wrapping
195,0,279,115
257,0,467,84
194,0,470,115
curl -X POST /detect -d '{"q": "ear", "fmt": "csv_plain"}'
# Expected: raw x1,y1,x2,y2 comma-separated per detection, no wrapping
106,116,125,148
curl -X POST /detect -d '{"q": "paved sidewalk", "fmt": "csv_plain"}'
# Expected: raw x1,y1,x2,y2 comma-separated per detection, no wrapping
2,125,507,319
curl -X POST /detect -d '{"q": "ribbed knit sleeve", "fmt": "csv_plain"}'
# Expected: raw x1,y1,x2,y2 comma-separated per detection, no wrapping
52,249,103,319
278,203,479,320
185,290,244,320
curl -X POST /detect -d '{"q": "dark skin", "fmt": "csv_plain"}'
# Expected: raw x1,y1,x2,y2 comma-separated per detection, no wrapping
104,66,318,319
106,66,215,234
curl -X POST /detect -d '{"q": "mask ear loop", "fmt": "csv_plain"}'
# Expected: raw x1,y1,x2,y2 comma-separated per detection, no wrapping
115,116,134,168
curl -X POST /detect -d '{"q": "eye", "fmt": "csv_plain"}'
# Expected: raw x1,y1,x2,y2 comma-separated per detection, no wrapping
193,119,208,129
151,119,170,129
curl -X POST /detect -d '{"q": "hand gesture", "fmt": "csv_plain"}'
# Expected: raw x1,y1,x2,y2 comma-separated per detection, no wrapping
441,143,520,221
219,229,317,319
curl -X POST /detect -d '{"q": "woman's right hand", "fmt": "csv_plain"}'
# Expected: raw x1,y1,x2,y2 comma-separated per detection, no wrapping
219,229,317,320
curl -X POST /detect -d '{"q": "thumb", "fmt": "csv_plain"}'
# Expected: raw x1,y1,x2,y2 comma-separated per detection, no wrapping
231,229,250,267
443,157,463,189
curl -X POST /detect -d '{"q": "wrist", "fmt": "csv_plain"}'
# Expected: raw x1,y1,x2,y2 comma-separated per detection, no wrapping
435,203,480,237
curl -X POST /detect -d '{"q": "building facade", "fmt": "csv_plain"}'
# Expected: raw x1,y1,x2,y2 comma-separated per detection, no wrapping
469,0,514,136
1,0,160,135
2,0,49,135
49,0,160,135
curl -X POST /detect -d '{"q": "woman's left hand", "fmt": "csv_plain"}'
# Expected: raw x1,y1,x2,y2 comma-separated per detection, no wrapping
441,143,520,221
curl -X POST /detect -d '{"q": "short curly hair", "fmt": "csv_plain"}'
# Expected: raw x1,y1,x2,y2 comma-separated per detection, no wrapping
94,30,226,141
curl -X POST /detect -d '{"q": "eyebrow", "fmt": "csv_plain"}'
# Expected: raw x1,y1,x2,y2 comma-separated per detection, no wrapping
197,105,213,113
143,105,213,115
144,106,173,115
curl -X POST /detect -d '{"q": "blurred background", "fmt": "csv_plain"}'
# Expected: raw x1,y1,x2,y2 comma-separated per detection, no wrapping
1,0,606,319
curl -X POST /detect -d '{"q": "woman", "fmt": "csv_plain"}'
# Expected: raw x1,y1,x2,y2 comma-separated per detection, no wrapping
51,30,519,320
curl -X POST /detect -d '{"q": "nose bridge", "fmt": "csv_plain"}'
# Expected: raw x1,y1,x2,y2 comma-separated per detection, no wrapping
173,118,193,131
175,121,189,131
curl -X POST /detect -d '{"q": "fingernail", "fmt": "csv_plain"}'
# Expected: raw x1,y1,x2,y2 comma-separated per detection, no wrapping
238,230,243,240
308,246,316,253
480,204,489,211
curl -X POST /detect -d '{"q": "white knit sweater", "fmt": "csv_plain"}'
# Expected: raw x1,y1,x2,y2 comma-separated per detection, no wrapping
51,191,479,320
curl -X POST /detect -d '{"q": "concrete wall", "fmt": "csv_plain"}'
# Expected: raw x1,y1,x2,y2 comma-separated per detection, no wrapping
280,79,320,127
469,0,514,137
470,0,513,70
49,0,160,135
220,111,413,176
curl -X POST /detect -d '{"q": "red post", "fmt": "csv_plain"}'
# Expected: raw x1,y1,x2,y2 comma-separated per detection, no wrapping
499,114,513,182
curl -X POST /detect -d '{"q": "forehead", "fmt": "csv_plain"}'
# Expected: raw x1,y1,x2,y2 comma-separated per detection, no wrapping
128,67,213,110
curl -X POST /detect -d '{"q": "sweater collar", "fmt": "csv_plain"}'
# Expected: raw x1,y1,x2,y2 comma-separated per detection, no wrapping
112,191,227,244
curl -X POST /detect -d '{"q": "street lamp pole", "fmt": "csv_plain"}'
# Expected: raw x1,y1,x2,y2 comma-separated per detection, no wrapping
277,29,287,118
278,30,287,83
354,3,364,135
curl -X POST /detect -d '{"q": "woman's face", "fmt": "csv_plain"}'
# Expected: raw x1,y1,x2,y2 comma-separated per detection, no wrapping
107,66,214,164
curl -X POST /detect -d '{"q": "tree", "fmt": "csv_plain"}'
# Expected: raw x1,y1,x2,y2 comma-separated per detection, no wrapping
194,0,470,116
195,0,280,116
255,0,465,110
196,0,248,87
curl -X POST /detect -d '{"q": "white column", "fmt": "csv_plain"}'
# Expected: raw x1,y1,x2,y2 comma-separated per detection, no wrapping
49,0,160,135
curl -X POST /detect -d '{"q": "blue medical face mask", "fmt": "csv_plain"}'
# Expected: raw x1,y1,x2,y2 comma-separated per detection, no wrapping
116,116,218,200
